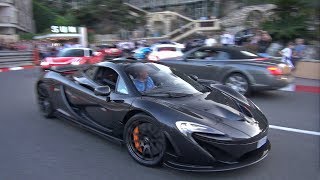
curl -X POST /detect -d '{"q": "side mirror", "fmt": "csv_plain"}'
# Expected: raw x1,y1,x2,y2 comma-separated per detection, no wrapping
189,75,199,81
94,86,111,96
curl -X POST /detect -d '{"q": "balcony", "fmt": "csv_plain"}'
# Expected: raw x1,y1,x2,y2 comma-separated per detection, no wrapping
0,0,13,5
0,16,16,24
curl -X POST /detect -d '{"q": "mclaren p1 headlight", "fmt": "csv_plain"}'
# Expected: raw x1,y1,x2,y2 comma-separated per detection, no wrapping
176,121,225,137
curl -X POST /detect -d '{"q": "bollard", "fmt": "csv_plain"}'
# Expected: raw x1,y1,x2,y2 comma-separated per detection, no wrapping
33,48,40,65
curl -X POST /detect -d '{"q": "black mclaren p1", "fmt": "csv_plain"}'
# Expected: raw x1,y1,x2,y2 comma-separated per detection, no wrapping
36,60,271,172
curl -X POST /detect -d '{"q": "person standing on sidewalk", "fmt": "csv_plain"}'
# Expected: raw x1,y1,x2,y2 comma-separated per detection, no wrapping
257,31,272,57
292,38,306,66
205,35,217,47
279,42,295,68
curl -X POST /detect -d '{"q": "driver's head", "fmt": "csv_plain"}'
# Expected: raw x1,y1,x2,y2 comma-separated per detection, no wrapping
135,65,149,80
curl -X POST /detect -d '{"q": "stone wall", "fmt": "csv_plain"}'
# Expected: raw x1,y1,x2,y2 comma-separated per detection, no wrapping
220,4,276,34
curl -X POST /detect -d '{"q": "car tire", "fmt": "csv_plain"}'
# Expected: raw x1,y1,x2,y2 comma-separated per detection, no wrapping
224,73,251,96
124,114,166,167
37,83,55,118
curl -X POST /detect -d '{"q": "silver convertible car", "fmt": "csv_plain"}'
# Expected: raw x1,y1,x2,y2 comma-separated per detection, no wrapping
155,46,293,95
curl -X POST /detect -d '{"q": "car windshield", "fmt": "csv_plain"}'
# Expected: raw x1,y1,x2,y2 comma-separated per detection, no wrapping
57,49,84,57
125,63,209,97
157,47,177,52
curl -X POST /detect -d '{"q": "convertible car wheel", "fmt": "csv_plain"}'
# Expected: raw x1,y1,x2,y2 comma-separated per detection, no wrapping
124,114,166,167
37,84,55,118
224,73,250,95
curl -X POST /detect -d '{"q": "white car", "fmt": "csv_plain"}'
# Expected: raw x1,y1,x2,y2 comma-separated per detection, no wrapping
148,44,184,61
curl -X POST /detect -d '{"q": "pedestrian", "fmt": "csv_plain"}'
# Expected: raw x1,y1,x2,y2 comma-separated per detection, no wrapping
204,35,217,47
279,42,294,68
220,31,229,46
220,31,234,47
257,31,272,57
292,38,306,66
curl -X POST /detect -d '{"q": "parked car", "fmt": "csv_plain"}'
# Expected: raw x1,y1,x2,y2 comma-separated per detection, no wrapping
36,60,270,171
156,46,293,95
184,39,205,52
96,44,123,60
147,44,184,61
40,48,104,69
154,40,185,50
132,47,152,60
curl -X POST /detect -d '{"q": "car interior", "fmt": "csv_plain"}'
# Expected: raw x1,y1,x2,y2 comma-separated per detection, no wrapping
94,68,119,90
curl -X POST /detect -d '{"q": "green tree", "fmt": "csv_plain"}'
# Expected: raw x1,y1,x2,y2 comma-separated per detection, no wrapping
33,0,77,33
73,0,141,34
33,0,57,33
261,0,318,42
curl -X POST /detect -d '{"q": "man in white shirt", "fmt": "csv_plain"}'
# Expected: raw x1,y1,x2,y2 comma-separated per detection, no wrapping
205,36,217,47
279,42,294,67
220,31,234,46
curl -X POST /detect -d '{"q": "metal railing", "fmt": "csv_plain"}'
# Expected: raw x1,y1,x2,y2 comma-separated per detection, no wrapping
0,51,35,68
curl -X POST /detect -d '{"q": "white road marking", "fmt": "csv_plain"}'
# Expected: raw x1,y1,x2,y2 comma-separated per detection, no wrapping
269,125,320,136
9,67,23,71
279,84,295,91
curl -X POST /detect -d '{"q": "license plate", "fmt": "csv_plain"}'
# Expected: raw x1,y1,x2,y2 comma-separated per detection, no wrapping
257,136,267,148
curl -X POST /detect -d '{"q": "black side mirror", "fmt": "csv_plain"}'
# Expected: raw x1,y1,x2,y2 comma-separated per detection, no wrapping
189,75,199,81
94,86,111,96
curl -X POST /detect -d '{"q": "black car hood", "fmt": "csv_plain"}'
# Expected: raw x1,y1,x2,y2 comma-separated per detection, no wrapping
153,89,268,138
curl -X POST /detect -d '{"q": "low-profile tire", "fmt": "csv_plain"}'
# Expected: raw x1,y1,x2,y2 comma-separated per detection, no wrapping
224,73,251,96
124,114,166,167
37,83,55,118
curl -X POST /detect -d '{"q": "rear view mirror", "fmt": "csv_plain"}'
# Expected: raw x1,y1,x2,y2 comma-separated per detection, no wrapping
94,86,111,96
189,75,199,81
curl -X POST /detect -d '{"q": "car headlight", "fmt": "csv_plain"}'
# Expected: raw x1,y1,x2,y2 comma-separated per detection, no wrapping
40,61,50,66
71,61,81,65
71,58,82,65
175,121,225,137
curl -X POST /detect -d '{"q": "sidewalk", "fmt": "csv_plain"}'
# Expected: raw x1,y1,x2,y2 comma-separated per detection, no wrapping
294,77,320,87
292,77,320,93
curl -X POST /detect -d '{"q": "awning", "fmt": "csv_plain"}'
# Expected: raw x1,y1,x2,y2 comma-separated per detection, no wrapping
33,33,81,40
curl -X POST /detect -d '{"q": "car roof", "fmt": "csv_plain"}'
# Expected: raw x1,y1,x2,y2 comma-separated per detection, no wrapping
197,46,257,53
96,59,163,70
194,46,260,59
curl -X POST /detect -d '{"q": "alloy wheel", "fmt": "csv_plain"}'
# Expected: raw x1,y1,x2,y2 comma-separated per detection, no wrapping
225,74,249,95
126,118,166,166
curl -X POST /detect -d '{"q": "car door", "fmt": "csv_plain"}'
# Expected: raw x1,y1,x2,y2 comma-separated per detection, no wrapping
160,48,225,81
64,66,133,133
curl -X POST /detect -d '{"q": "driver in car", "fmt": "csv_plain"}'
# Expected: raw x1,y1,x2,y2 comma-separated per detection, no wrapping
133,66,155,92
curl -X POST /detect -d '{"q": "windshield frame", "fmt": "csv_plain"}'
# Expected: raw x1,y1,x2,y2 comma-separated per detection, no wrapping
124,63,210,97
56,48,85,57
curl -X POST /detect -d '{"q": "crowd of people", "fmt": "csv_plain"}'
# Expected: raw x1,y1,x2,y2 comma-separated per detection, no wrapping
0,39,35,51
1,29,308,68
202,29,307,67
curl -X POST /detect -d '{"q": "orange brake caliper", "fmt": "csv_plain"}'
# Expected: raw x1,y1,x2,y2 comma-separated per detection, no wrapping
133,127,143,153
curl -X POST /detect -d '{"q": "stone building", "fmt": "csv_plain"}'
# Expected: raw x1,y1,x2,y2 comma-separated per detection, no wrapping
125,0,221,20
0,0,34,41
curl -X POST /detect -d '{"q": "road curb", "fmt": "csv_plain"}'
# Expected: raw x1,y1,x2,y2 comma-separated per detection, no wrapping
0,65,36,72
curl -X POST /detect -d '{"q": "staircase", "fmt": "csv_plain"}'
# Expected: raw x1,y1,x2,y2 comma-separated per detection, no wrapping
124,3,221,42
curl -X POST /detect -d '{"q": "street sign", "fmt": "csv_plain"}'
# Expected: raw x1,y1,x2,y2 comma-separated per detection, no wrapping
51,26,78,33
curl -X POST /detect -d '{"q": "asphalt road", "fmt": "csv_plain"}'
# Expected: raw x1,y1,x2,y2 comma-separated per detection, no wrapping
0,68,319,180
